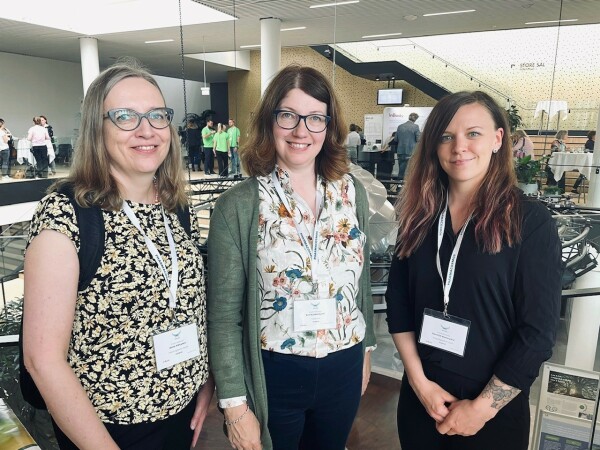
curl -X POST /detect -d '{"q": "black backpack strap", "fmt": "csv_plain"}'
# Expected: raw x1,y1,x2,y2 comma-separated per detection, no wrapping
56,184,105,291
176,204,192,237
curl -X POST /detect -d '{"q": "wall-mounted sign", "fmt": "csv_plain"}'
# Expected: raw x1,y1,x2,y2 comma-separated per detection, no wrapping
511,62,546,70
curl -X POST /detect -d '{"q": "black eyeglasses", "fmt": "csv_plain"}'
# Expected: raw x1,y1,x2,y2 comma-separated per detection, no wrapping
273,110,331,133
103,107,174,131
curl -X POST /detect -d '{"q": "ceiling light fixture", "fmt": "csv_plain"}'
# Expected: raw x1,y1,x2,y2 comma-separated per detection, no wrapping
281,26,307,31
144,39,174,44
310,1,359,9
240,44,261,48
201,36,210,96
362,32,402,39
423,9,475,17
525,19,578,25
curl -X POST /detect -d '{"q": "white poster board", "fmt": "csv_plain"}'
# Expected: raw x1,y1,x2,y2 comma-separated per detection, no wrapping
363,114,383,151
534,363,600,450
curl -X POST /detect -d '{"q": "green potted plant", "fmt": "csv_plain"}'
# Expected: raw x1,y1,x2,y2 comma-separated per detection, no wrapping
514,155,541,195
506,105,523,133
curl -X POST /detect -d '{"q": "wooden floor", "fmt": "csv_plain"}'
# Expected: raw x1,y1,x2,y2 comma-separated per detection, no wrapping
194,373,402,450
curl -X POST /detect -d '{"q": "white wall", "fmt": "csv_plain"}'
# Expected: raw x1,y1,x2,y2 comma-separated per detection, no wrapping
0,52,83,139
0,51,212,141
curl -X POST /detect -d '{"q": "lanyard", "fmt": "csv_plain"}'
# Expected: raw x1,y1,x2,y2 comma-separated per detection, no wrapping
271,170,324,283
436,194,471,317
122,202,179,309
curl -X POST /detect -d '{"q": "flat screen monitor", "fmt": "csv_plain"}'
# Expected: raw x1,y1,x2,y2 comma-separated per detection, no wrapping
377,88,403,105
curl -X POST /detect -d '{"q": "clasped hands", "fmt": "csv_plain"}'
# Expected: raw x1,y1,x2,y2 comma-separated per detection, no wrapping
412,378,497,437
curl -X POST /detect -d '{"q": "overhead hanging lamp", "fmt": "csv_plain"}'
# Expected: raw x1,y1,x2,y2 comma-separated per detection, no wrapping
201,36,210,96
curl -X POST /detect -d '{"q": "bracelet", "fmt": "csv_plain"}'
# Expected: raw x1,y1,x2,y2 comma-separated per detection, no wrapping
224,403,249,426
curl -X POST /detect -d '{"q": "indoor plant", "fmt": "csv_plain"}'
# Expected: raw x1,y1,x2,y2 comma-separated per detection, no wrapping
506,105,523,133
514,155,541,195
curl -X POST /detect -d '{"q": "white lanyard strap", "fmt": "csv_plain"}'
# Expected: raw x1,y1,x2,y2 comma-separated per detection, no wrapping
271,171,323,281
436,194,471,316
122,202,179,309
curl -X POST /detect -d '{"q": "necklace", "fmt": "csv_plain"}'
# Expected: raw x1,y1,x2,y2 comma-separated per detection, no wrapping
153,176,159,204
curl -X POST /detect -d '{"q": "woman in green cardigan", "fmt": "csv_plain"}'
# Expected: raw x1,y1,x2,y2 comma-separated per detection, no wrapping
207,65,376,450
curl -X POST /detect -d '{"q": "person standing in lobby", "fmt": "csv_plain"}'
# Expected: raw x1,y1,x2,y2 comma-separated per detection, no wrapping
386,91,562,450
395,112,420,180
345,124,361,163
202,119,216,175
228,118,241,177
213,123,230,177
27,116,51,178
0,119,12,179
585,130,595,152
207,64,375,450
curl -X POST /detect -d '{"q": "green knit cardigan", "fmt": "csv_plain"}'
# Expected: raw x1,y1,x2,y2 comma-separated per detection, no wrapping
207,175,376,450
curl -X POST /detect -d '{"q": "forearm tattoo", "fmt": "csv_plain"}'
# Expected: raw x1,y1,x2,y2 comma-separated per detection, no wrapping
481,376,521,410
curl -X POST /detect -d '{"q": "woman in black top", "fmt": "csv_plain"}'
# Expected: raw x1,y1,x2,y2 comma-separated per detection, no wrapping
386,91,563,450
585,130,595,152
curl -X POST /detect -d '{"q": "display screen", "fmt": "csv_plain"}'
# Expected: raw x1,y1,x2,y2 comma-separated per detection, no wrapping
377,89,403,105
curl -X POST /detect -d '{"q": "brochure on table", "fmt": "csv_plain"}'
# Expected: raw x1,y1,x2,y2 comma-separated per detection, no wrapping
534,362,600,450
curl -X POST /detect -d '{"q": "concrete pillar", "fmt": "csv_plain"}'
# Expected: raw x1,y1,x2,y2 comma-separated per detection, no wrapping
79,37,100,96
260,18,281,95
564,109,600,370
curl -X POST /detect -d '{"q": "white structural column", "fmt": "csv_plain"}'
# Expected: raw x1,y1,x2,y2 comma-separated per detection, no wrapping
565,108,600,370
260,18,281,95
79,37,100,96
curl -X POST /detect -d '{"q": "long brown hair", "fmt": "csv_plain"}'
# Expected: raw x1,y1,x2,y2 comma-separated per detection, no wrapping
396,91,522,257
241,64,348,181
52,59,187,212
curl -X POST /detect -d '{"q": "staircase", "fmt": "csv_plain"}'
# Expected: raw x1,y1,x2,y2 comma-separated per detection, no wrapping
0,221,28,280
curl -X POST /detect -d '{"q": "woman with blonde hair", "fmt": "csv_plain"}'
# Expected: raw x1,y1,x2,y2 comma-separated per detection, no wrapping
23,60,213,450
511,129,534,159
387,91,562,450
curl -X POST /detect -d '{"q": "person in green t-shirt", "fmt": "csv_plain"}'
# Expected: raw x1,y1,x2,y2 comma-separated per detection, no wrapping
213,123,230,177
202,119,216,175
227,118,241,177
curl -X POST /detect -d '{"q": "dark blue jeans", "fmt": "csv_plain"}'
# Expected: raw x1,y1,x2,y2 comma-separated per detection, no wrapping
203,146,214,174
262,344,363,450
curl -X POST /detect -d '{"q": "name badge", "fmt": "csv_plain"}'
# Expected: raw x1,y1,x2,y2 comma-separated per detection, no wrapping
418,308,471,357
153,323,201,372
294,298,337,332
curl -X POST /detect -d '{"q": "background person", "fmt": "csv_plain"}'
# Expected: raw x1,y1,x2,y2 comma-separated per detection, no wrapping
27,116,51,178
386,91,562,450
207,64,376,450
228,118,241,177
378,131,396,180
585,130,595,152
213,122,230,177
511,129,534,159
546,130,568,192
0,119,12,179
395,112,420,180
183,118,203,171
345,123,361,163
202,119,216,175
23,61,213,450
40,115,56,175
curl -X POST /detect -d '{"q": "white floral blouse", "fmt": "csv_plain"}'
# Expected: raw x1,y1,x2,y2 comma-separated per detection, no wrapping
257,168,367,358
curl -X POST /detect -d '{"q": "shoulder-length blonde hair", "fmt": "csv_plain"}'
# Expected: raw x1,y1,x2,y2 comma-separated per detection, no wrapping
241,64,348,181
52,60,187,212
396,91,522,258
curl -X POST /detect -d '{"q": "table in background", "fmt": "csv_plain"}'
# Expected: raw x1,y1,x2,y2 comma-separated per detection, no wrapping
547,151,593,181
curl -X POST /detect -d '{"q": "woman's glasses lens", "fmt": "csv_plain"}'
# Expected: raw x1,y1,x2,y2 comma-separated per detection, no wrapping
274,110,330,132
106,108,174,131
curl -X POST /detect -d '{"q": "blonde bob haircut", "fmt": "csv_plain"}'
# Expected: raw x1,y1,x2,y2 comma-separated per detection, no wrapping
240,64,348,181
52,59,187,212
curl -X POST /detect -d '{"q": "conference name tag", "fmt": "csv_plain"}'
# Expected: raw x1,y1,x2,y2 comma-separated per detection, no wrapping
153,323,200,371
418,308,471,357
294,298,337,332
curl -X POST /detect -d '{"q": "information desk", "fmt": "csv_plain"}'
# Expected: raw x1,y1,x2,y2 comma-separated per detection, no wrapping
547,152,593,182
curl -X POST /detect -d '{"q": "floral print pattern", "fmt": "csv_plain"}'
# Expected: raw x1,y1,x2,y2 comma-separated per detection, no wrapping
27,193,209,424
257,168,367,357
